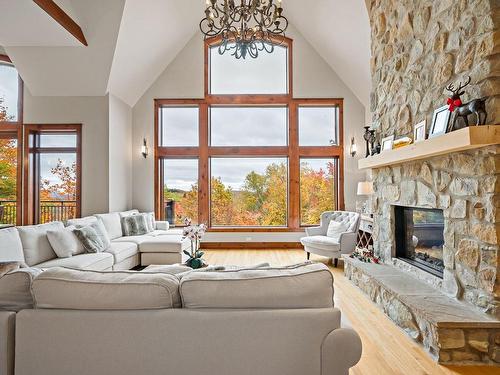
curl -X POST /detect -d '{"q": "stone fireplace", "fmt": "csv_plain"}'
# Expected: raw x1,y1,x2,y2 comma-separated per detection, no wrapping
344,146,500,364
372,148,499,315
344,0,500,364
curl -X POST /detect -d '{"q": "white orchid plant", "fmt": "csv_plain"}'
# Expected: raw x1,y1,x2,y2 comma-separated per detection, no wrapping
182,218,207,269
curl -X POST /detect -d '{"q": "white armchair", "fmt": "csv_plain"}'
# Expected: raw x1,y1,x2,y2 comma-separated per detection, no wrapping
300,211,360,267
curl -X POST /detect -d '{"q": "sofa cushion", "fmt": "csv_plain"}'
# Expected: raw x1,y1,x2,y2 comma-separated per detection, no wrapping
34,253,113,271
105,242,138,264
0,227,25,263
32,267,181,310
46,226,85,258
66,216,98,227
180,262,334,309
111,230,182,245
301,236,340,252
17,222,64,266
94,213,123,240
139,236,191,253
0,268,41,311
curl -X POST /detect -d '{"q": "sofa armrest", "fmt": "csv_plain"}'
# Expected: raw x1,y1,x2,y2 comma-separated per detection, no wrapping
305,226,324,236
339,232,357,254
0,311,15,375
321,328,362,375
155,221,170,231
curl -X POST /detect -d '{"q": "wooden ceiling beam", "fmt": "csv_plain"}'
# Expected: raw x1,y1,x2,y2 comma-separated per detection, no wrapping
33,0,88,46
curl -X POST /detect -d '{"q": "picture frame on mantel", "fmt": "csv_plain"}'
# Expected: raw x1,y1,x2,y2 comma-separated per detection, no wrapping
429,105,451,138
381,135,394,152
413,120,426,143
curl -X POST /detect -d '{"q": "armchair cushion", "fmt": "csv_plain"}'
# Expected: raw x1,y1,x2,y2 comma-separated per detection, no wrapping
326,221,348,240
301,236,340,252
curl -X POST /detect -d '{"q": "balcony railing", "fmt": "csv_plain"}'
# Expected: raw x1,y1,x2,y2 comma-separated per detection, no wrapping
0,200,77,225
0,201,16,225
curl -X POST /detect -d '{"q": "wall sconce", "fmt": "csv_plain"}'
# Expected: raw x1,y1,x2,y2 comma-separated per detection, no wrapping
349,137,357,157
141,138,149,158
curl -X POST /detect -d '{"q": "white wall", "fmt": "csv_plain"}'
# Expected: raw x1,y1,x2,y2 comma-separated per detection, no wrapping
132,25,367,242
23,89,110,216
108,93,132,212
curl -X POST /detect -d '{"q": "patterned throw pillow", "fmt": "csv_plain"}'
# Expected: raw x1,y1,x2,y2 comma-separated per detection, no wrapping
90,220,111,249
121,215,149,236
74,226,105,253
143,212,155,232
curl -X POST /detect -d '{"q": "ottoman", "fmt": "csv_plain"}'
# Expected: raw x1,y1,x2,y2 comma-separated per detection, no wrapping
139,236,191,266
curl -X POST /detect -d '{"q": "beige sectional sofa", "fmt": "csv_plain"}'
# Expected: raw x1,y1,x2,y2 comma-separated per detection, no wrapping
6,263,362,375
2,209,190,272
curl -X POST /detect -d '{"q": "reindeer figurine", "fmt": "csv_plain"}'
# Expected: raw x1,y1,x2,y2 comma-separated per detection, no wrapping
446,76,488,131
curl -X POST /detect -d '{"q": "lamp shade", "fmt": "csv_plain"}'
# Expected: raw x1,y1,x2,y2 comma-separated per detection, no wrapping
357,181,374,196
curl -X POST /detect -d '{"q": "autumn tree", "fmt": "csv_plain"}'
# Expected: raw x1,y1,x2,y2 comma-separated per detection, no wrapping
0,138,17,201
300,161,335,225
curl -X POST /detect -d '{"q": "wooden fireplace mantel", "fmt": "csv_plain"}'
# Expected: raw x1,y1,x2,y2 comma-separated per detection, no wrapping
358,125,500,170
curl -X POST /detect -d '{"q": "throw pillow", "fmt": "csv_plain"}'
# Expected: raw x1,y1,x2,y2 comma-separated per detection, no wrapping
90,220,111,249
121,215,149,236
142,212,155,232
326,221,348,240
47,226,85,258
74,226,105,253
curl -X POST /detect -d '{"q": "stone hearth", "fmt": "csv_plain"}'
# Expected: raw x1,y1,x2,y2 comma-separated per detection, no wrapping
343,256,500,364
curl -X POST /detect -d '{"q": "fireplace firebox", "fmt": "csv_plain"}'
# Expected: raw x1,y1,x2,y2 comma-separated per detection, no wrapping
394,206,445,278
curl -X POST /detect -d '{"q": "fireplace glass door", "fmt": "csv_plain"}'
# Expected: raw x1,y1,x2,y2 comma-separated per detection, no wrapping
394,206,445,278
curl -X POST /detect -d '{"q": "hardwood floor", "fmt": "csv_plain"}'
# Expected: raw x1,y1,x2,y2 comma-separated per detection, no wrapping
203,249,499,375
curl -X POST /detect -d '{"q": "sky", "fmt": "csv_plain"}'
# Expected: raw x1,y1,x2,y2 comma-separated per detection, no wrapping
40,153,76,187
210,44,288,94
38,135,77,188
0,62,18,120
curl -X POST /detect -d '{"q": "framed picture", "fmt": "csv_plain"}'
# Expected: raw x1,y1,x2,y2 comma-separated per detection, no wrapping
429,105,451,138
413,120,426,143
381,135,394,152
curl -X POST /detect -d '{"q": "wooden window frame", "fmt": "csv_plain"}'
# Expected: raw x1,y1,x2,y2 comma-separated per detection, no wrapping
23,124,82,224
0,55,24,225
154,37,344,232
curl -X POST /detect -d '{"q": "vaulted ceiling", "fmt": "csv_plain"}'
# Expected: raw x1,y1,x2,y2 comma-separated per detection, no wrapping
1,0,371,108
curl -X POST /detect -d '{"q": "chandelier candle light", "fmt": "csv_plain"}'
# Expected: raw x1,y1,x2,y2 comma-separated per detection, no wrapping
200,0,288,59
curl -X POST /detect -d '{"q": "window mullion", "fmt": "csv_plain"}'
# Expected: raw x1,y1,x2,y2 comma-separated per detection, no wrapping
288,102,300,230
199,103,209,226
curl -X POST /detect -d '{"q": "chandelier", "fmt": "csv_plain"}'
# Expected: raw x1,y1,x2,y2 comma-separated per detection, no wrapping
199,0,288,59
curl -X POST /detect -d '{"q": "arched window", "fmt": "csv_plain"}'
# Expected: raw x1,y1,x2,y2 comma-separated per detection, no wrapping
0,55,22,124
155,38,344,232
0,55,23,226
